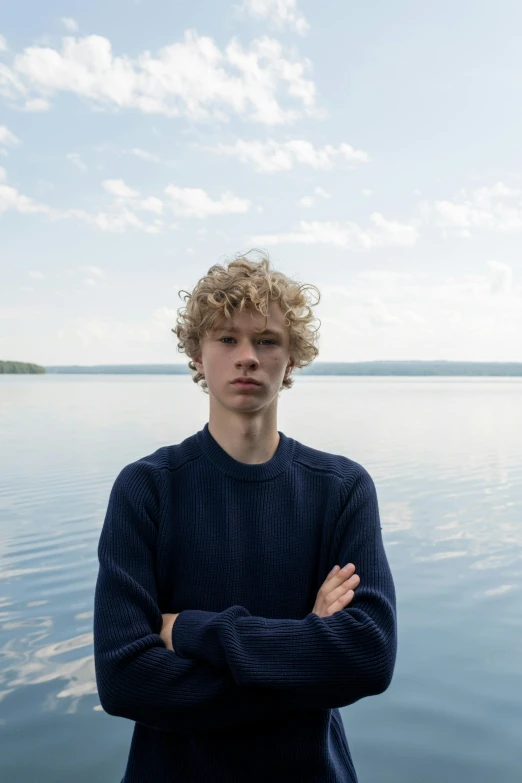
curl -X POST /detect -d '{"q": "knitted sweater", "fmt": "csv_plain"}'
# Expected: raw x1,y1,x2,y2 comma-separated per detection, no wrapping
93,422,397,782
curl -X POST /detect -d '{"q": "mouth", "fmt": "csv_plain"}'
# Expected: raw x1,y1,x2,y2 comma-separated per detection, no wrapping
231,380,261,389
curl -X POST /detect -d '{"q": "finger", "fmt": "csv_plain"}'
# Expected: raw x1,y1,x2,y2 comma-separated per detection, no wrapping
324,590,354,617
325,563,355,586
328,580,358,603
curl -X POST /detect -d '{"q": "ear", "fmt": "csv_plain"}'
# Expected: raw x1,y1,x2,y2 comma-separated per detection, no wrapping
193,353,203,373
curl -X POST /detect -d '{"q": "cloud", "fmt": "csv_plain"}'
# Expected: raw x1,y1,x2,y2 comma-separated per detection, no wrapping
60,18,79,33
102,179,164,214
205,138,368,172
81,265,105,278
421,182,522,236
487,260,513,294
298,185,331,207
314,186,331,199
0,176,51,216
0,35,7,52
66,152,87,171
164,185,251,218
0,125,20,147
241,0,310,35
23,98,51,111
128,148,160,163
63,306,180,353
312,262,522,361
102,178,140,198
0,30,318,124
81,264,106,286
69,208,164,233
251,213,419,248
0,169,165,232
1,169,248,229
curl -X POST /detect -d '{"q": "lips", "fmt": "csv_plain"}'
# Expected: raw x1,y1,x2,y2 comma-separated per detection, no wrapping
232,380,260,388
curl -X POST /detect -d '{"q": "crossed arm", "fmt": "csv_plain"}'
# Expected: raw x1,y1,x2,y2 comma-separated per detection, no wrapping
93,461,397,735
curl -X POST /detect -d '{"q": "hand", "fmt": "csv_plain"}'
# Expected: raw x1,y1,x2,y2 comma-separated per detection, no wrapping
312,563,360,618
160,612,180,651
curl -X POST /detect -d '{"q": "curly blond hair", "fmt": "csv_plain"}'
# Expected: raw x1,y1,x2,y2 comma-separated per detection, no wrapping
172,251,321,393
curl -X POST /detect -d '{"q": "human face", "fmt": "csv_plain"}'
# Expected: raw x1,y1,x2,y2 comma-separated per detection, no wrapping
193,300,294,411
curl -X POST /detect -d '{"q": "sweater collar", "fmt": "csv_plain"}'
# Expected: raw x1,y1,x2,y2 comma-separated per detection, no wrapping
196,421,295,482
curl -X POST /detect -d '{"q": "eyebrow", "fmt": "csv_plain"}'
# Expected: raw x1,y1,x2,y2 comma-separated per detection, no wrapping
212,325,284,338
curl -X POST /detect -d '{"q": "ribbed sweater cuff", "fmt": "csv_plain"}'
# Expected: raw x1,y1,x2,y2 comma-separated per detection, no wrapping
172,609,223,666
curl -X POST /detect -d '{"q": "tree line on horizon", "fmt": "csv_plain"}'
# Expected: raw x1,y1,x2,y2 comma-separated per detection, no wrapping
2,360,522,376
0,360,46,374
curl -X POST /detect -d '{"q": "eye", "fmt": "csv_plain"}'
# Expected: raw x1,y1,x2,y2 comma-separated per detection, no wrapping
218,337,276,345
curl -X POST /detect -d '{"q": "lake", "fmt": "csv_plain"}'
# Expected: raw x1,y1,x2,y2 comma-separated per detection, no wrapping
0,374,521,782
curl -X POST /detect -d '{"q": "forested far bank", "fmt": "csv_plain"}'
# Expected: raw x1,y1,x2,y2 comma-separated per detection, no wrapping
44,361,522,376
0,361,46,374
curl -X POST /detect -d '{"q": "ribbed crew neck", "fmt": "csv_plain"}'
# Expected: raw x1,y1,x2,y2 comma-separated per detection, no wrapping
196,421,295,482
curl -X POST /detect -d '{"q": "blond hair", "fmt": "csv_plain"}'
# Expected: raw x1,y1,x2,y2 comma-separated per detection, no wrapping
172,251,321,393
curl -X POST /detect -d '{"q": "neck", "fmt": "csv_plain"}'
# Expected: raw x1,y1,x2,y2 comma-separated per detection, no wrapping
207,416,280,465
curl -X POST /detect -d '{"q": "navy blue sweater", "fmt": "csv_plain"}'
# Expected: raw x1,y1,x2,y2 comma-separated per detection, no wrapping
93,422,397,782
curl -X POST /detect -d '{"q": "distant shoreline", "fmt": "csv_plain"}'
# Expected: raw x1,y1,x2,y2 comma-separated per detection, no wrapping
41,361,522,376
0,360,45,374
3,360,522,376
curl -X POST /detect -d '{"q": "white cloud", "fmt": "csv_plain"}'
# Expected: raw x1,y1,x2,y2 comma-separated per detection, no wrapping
0,167,6,181
102,179,164,214
139,196,163,214
241,0,310,35
27,270,45,279
81,265,106,286
0,125,20,147
0,35,8,52
60,18,79,33
0,31,318,124
68,208,164,234
421,182,522,236
82,265,105,277
487,260,513,294
1,169,247,230
23,98,51,112
361,188,372,197
312,263,522,360
299,186,331,207
66,152,87,171
0,169,165,233
164,185,251,218
0,177,51,216
206,138,368,172
251,213,419,248
128,148,160,163
62,307,181,355
102,179,140,198
314,186,331,199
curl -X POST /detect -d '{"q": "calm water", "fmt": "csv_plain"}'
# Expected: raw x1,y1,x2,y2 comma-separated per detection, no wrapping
0,375,521,783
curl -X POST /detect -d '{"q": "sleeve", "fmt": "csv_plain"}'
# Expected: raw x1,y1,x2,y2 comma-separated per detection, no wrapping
93,461,311,735
172,465,398,710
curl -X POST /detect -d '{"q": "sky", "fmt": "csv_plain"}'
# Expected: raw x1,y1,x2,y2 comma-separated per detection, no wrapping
1,0,521,366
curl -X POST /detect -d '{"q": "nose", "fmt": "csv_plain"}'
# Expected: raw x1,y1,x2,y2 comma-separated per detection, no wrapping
234,340,260,368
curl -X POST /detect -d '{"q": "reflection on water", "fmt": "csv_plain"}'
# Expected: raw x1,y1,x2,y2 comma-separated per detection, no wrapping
1,375,521,782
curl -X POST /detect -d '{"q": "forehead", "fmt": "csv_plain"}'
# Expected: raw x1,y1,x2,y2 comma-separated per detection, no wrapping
210,302,286,334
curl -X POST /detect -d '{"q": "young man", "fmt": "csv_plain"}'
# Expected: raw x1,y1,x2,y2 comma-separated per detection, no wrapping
93,254,397,783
